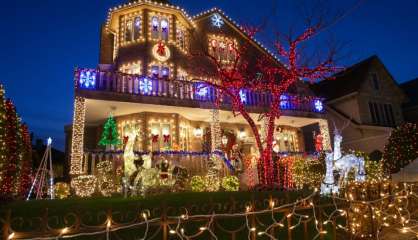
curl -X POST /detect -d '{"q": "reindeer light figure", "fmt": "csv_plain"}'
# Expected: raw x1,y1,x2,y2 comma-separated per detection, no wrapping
321,120,366,194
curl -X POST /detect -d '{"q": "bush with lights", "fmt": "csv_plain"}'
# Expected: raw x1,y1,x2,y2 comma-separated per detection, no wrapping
55,182,71,199
292,156,324,190
382,123,418,173
221,176,240,191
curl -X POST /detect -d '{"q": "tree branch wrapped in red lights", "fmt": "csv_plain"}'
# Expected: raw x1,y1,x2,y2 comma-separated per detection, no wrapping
189,23,340,186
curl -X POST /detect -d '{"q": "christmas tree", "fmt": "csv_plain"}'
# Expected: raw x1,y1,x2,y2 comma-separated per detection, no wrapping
2,99,19,198
383,123,418,173
18,124,32,198
0,86,7,193
99,115,121,147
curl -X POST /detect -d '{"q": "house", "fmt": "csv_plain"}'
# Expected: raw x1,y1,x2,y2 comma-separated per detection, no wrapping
64,0,331,179
312,55,407,155
400,77,418,124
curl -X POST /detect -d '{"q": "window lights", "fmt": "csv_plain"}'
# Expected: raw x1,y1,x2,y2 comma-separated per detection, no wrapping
150,65,170,79
120,13,143,45
208,35,238,64
150,15,171,41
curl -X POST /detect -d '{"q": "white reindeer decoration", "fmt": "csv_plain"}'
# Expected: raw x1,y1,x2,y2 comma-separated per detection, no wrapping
321,120,366,194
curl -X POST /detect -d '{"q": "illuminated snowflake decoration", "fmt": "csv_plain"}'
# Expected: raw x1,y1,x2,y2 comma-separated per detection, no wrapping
79,70,96,89
196,83,208,97
239,90,247,103
139,77,153,94
314,99,324,112
211,13,224,28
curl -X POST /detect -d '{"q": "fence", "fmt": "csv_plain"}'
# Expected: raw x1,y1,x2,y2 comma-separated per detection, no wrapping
2,183,417,240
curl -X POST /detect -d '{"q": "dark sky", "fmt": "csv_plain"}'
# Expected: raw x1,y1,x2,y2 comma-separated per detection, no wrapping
1,0,417,150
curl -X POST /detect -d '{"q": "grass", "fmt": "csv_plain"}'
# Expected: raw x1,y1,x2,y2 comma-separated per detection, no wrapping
0,190,343,239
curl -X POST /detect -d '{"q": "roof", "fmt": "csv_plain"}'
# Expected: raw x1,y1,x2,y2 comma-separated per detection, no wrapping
400,77,418,108
311,55,378,101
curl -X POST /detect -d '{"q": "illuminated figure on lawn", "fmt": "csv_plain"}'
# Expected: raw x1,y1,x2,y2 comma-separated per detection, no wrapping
321,122,366,194
123,124,139,178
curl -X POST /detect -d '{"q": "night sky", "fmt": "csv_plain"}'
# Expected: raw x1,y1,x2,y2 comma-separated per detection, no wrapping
1,0,417,150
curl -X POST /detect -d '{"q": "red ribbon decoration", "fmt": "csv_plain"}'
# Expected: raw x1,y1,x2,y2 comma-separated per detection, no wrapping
157,41,166,56
152,134,159,143
163,134,170,143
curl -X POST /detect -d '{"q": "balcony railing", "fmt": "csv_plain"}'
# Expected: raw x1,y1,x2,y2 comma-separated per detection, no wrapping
75,68,325,113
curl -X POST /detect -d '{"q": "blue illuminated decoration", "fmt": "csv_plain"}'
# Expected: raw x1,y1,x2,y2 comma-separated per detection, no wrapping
79,70,96,89
314,99,324,112
239,90,247,103
196,83,208,97
280,94,290,109
139,77,153,94
211,13,224,28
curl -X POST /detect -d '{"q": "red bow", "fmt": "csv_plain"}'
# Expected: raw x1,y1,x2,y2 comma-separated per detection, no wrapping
152,134,159,143
163,134,170,143
157,41,166,56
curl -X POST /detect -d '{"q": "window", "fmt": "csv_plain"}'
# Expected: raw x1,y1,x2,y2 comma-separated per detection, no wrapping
122,15,142,43
119,61,141,75
369,102,376,123
371,73,379,90
208,35,238,64
133,17,141,40
150,65,170,79
125,19,133,42
151,16,159,39
161,18,169,40
150,15,170,41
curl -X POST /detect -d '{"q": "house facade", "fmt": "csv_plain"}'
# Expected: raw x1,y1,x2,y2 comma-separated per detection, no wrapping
313,55,407,155
65,0,331,178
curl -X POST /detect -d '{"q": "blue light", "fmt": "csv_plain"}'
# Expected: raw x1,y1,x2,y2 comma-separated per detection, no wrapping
314,99,324,112
139,77,153,94
79,70,96,89
280,94,289,109
211,13,224,28
239,89,247,103
196,83,208,97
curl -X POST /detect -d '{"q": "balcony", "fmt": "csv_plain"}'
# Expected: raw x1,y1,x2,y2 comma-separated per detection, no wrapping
75,68,325,114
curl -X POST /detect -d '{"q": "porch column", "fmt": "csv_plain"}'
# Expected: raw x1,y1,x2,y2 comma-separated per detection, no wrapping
318,119,332,151
210,109,221,151
260,117,269,148
70,96,86,175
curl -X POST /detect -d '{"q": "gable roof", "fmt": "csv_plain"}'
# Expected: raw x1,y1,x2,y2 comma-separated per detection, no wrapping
311,55,378,101
193,8,281,65
400,77,418,108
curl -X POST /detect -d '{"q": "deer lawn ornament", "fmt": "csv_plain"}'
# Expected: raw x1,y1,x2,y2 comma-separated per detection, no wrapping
321,120,366,194
123,124,139,178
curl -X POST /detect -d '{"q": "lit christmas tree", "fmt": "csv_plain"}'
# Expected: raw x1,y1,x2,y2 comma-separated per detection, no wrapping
18,124,32,198
98,114,121,148
0,86,6,191
383,123,418,173
1,99,19,198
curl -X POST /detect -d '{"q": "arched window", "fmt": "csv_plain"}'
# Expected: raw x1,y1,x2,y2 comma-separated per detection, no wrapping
161,67,169,79
151,16,159,39
133,17,141,40
161,18,169,40
151,66,159,78
125,19,133,42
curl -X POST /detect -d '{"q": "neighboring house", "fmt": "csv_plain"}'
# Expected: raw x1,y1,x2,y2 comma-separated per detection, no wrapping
312,55,407,155
400,78,418,124
65,0,330,178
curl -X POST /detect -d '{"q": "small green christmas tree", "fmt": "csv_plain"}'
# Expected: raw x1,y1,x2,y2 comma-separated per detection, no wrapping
383,123,418,173
99,115,121,148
